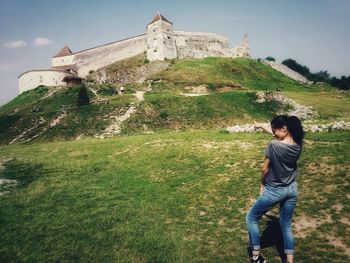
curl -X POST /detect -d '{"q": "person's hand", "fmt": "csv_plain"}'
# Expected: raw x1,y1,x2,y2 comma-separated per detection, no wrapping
260,184,265,194
254,120,262,129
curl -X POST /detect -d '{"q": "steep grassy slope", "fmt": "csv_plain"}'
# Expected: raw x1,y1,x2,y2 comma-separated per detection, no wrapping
0,131,349,262
123,88,287,133
0,85,137,144
0,57,349,144
152,57,310,91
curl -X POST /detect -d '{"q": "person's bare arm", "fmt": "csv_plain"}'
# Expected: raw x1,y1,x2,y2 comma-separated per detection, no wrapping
260,157,270,194
254,121,273,135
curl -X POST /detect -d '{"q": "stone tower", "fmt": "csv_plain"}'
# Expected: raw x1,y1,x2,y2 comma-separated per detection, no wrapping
146,12,177,61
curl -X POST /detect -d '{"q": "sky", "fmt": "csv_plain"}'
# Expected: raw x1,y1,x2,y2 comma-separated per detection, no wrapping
0,0,349,105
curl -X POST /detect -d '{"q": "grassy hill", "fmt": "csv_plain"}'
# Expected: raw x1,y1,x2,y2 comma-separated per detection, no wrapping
0,130,349,262
1,57,349,145
0,57,349,262
153,57,305,91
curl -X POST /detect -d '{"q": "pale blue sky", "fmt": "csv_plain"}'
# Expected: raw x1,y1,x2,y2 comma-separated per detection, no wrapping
1,0,349,105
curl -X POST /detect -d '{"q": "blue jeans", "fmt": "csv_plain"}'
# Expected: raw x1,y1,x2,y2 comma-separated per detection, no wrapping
246,182,298,255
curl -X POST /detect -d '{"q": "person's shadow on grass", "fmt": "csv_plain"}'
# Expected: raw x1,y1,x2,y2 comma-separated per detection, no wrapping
260,214,287,262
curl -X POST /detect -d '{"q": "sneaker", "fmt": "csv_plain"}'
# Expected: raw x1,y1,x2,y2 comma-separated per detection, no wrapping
251,254,267,263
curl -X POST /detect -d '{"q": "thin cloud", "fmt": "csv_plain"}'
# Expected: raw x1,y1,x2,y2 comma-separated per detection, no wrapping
3,40,27,48
33,37,54,47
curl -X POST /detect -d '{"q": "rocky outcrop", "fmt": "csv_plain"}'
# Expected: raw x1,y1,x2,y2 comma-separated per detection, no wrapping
231,33,250,58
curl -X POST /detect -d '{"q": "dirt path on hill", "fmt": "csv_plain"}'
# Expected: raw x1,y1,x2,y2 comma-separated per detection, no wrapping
95,83,151,138
96,105,136,138
41,86,65,100
8,110,68,145
9,117,46,145
25,110,68,143
181,93,209,97
135,90,146,101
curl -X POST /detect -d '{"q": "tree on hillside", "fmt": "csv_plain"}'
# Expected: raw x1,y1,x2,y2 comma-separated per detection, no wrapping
331,76,350,90
77,86,90,107
282,59,311,77
315,70,330,80
282,58,350,90
265,56,275,62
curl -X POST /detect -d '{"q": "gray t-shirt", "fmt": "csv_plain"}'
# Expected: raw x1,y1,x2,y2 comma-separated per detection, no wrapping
265,140,301,187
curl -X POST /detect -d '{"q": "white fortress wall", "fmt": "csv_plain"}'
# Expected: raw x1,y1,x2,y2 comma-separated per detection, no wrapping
174,31,231,58
19,70,72,94
52,54,75,68
73,34,147,77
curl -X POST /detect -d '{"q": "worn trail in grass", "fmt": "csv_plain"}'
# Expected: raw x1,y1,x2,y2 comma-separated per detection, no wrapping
0,131,349,262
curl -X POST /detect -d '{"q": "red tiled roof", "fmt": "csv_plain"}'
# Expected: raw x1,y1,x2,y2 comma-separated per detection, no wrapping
52,46,73,58
148,12,173,25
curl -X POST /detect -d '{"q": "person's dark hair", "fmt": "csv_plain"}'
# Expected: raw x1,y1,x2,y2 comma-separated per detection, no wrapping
270,115,304,145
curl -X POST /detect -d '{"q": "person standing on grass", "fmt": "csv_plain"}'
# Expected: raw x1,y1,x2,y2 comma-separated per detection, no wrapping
246,115,304,263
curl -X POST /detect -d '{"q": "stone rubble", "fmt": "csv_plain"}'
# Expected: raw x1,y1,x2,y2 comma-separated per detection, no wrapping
303,121,350,133
0,179,17,185
226,121,350,133
226,124,256,133
255,91,318,120
0,178,17,196
183,84,208,94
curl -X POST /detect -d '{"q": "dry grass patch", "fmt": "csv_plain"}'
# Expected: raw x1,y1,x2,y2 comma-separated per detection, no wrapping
326,234,350,257
294,213,333,239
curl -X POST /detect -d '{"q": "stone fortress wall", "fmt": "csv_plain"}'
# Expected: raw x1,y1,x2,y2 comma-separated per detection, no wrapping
18,13,250,93
18,70,76,94
74,34,147,77
174,31,230,58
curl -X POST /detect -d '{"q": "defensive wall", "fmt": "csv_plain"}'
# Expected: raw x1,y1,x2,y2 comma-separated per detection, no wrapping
18,70,76,94
18,13,250,94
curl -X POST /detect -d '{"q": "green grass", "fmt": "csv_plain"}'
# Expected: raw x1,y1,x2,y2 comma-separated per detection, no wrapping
282,90,350,120
0,85,137,144
0,130,349,262
152,57,311,92
123,90,291,133
0,86,49,115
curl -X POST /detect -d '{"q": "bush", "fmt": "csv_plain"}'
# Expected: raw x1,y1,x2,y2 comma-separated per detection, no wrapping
265,56,275,62
207,83,224,91
144,58,150,64
96,84,117,96
282,59,310,77
77,86,90,107
159,111,168,119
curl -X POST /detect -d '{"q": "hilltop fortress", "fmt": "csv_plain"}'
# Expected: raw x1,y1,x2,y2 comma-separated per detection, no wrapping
18,13,250,93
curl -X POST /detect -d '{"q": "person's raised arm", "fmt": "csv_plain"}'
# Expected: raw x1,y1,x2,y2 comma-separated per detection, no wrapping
254,121,273,135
